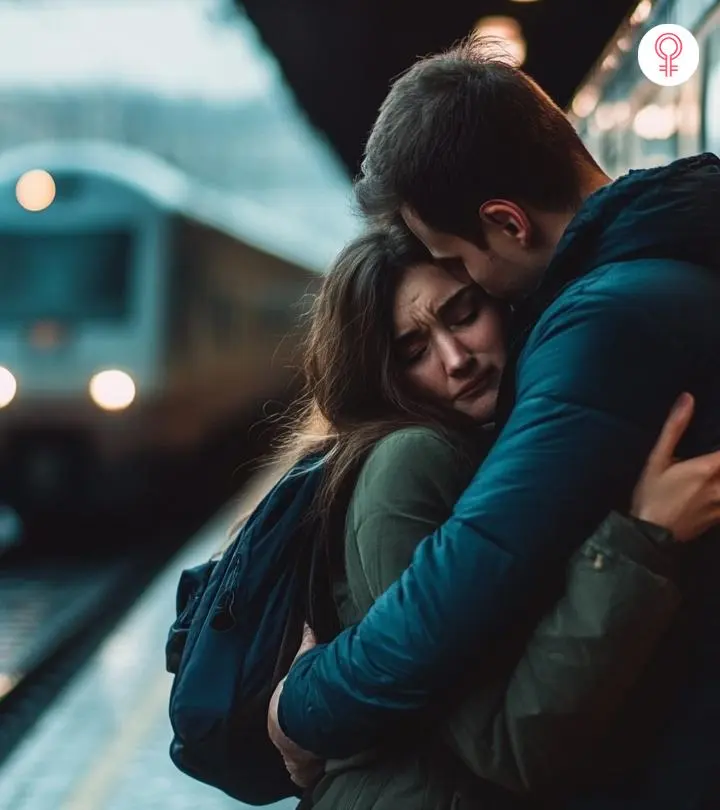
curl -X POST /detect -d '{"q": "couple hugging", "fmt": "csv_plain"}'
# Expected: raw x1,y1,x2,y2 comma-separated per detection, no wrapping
204,39,720,810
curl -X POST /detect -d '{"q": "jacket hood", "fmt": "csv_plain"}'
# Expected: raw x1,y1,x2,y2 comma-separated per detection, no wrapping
540,152,720,300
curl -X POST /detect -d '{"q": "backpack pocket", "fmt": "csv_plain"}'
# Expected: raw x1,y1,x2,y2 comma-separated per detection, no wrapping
166,561,217,674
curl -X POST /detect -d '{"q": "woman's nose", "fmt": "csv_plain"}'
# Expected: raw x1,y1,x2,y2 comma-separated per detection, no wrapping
439,335,474,375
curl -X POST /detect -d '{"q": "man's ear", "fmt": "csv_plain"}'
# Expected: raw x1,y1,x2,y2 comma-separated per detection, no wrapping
479,200,531,246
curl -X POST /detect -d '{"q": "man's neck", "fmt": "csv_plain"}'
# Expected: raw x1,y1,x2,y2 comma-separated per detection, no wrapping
522,167,612,302
580,165,612,200
543,167,612,257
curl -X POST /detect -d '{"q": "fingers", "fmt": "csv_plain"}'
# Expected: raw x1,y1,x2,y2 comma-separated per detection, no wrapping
285,755,323,788
680,447,720,481
293,623,318,663
268,678,323,788
645,392,695,472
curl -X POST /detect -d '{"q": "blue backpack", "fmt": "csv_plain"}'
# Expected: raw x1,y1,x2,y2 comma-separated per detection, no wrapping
165,454,341,805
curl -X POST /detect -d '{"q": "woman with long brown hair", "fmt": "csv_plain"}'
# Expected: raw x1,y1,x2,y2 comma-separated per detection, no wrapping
263,222,720,809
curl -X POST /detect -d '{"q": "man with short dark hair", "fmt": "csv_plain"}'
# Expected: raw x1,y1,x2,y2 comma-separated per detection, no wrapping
356,42,606,302
271,40,720,807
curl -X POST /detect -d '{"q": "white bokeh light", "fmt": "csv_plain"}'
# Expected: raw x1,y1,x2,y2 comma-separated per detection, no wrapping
89,370,136,411
0,367,17,408
472,16,527,66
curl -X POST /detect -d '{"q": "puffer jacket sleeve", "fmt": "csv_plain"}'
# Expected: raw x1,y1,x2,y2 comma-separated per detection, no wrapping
441,511,680,794
279,260,715,758
345,431,682,795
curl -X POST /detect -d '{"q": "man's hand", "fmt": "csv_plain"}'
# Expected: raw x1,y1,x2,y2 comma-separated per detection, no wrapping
268,624,325,788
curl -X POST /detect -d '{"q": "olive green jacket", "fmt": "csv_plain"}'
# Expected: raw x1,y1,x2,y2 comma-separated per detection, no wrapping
306,427,681,810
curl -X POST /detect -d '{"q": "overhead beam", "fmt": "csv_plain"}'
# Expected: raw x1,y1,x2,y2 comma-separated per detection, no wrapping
236,1,636,173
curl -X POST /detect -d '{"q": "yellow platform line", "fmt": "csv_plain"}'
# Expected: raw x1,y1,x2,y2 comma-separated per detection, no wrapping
60,464,285,810
61,671,171,810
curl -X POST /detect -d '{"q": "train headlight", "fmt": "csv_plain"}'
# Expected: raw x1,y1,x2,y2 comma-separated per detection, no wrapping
0,367,17,408
16,169,56,212
89,370,136,412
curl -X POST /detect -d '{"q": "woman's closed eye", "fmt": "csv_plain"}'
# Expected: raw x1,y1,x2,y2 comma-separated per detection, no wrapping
445,290,484,330
401,341,428,366
450,308,479,328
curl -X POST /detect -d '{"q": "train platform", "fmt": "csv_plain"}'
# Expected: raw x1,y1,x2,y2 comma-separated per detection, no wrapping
0,465,298,810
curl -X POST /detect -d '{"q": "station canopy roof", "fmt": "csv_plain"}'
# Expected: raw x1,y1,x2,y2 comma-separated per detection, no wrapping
237,0,637,172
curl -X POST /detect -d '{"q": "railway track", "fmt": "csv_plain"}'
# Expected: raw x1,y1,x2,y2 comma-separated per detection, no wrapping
0,544,170,768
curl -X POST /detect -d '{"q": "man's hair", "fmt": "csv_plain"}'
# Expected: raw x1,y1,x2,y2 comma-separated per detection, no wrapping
355,37,600,239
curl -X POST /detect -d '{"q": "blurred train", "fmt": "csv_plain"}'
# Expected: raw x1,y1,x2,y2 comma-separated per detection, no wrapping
0,140,333,530
569,0,720,177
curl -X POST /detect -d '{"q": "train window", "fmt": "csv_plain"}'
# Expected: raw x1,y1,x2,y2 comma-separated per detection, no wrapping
600,130,622,176
0,230,133,324
680,0,714,30
631,86,680,168
703,29,720,153
52,174,84,201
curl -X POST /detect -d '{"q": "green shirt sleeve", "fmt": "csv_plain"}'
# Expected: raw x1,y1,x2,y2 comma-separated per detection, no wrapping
344,427,476,618
441,511,681,794
345,428,682,795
